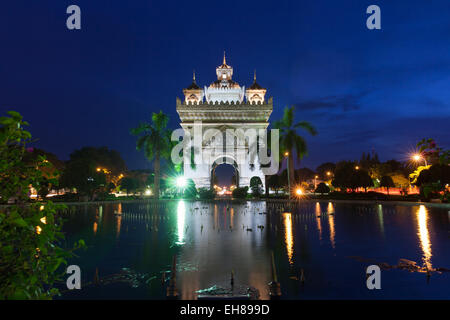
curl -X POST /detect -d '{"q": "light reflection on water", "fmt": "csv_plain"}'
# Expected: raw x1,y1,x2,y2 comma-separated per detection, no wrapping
176,201,186,245
327,202,335,248
416,205,432,271
115,202,122,239
315,202,322,241
283,212,294,265
61,201,450,300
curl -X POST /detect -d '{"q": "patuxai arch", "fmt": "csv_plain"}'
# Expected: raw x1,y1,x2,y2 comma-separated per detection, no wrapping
176,53,273,190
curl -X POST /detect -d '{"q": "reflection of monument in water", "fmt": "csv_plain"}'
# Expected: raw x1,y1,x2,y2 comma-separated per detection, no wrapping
174,201,271,299
176,53,273,189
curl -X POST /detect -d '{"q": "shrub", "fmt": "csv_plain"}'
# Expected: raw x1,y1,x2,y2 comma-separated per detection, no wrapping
315,182,330,194
198,188,216,200
183,179,198,199
232,186,249,199
250,176,263,197
0,111,84,299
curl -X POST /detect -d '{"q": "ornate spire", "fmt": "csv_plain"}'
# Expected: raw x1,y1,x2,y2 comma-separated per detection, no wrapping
185,70,200,90
223,51,226,65
248,70,264,90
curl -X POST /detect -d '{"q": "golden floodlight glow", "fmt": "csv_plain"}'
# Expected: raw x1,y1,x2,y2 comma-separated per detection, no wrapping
295,188,303,196
36,226,42,235
413,154,421,161
326,171,331,176
284,152,289,156
355,166,359,170
40,216,46,224
96,168,101,172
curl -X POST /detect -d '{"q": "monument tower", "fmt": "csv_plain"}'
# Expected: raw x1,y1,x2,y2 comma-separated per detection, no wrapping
176,54,273,189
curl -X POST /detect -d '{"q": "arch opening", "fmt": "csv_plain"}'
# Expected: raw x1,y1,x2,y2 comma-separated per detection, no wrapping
211,157,239,190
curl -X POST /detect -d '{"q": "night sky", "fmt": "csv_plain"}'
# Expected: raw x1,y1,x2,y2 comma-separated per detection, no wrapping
1,1,449,177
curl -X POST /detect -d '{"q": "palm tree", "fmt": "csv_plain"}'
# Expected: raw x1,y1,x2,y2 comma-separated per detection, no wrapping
130,111,171,198
273,106,317,196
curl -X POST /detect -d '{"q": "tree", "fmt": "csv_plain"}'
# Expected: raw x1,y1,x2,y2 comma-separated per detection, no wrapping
59,156,107,199
380,175,395,194
315,182,330,194
198,188,216,200
295,167,315,184
232,186,249,199
316,162,336,180
416,138,449,165
411,138,450,200
267,174,283,194
332,161,357,191
416,164,450,188
131,111,171,198
119,177,138,196
390,173,409,189
23,148,65,197
250,176,263,197
384,159,406,174
354,169,373,192
332,161,373,192
59,146,126,199
360,151,380,170
183,178,197,199
0,111,84,299
66,146,126,176
274,106,317,195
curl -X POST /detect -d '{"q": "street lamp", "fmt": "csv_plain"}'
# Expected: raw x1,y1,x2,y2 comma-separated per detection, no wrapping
176,176,187,188
314,175,318,189
284,152,291,200
355,166,359,170
412,154,428,166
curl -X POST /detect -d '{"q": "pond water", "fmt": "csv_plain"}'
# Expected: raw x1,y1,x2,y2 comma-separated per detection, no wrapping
58,200,450,300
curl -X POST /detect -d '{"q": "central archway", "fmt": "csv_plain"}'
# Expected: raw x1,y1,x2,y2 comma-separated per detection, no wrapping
210,156,239,189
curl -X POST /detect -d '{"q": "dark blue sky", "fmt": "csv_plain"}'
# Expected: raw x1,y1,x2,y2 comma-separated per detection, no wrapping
1,0,449,172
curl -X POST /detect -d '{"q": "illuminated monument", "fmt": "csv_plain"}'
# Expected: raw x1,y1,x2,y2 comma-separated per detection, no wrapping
176,54,273,189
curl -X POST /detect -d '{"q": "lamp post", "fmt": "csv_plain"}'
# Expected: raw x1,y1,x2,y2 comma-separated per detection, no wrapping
285,152,291,200
412,154,428,166
314,175,318,190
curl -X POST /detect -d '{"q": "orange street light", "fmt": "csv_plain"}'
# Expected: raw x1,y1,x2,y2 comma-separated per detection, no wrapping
284,152,289,157
326,171,331,176
355,166,360,170
412,154,428,166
